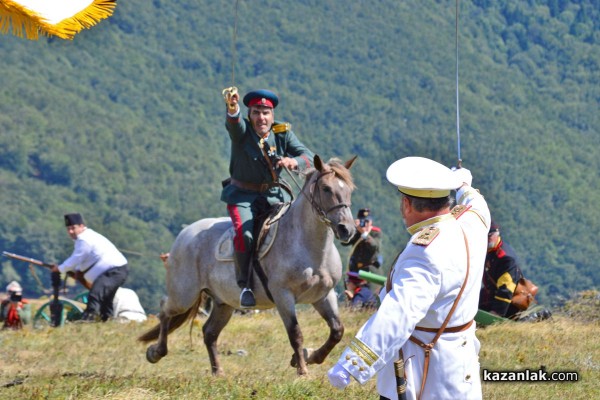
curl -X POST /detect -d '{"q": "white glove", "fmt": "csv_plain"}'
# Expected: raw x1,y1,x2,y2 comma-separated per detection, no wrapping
328,363,351,389
452,166,473,187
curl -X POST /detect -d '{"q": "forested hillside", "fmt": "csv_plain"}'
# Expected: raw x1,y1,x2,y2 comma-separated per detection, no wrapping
1,0,598,311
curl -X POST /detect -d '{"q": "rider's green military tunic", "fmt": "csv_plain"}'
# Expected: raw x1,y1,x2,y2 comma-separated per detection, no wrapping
221,113,314,206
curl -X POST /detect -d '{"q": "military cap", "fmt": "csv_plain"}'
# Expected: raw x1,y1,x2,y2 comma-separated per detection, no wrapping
357,208,372,220
489,220,500,233
386,156,461,198
64,212,85,226
243,89,279,109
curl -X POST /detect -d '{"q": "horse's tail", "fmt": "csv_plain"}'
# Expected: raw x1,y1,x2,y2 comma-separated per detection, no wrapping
137,295,203,343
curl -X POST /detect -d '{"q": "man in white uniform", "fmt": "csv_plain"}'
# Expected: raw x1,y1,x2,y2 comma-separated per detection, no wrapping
328,157,490,400
52,213,129,322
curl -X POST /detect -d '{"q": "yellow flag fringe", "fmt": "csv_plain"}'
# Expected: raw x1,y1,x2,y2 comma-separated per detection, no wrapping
0,0,44,39
0,0,116,40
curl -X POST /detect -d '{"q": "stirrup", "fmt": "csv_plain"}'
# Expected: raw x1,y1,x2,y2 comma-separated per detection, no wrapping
240,288,256,309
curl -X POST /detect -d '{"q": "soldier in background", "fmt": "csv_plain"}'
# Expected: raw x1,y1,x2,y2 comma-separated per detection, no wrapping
342,208,382,274
480,220,551,322
479,220,523,318
0,281,31,329
344,272,377,310
52,213,128,322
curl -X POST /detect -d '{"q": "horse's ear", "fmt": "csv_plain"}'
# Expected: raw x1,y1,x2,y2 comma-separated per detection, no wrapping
344,155,358,170
314,155,324,172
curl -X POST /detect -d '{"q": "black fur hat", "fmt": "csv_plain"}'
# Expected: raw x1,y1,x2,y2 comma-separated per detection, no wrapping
64,213,85,226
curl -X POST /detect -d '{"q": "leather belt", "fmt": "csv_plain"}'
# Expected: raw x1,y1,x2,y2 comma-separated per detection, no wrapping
230,178,278,193
407,320,473,400
413,319,474,333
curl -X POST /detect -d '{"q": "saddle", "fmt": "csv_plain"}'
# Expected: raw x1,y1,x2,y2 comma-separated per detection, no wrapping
215,202,290,262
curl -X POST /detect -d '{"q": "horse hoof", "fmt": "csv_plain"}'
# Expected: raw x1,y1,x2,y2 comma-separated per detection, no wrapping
146,346,163,364
290,348,312,368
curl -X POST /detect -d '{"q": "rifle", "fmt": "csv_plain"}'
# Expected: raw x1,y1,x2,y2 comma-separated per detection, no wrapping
2,250,63,327
2,251,53,269
2,250,92,290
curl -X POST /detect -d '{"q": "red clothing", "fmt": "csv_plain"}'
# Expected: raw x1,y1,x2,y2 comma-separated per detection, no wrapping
1,299,28,330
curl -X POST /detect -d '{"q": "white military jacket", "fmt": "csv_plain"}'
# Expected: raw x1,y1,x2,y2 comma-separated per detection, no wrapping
336,185,490,400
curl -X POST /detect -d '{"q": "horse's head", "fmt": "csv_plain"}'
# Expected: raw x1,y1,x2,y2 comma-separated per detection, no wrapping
305,155,357,242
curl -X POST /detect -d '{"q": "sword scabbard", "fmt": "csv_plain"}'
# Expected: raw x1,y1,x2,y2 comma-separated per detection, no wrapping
394,349,408,400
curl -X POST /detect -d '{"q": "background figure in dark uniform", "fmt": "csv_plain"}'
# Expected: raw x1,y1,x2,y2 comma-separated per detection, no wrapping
344,272,377,309
479,221,522,319
479,220,551,322
52,213,128,322
221,88,315,308
342,208,382,274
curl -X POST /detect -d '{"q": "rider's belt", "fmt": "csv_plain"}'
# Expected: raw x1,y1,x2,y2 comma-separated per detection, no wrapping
230,178,278,193
413,319,474,333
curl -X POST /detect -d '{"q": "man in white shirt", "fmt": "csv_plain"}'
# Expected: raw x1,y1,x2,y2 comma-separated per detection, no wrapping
52,213,128,322
328,157,490,400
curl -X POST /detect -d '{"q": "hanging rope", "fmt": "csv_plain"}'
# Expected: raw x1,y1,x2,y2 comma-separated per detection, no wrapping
455,0,462,168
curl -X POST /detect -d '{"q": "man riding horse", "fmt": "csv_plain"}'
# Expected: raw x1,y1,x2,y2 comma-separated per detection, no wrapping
221,87,315,308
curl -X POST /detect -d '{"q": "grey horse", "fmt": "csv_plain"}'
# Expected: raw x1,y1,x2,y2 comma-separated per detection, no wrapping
139,155,357,375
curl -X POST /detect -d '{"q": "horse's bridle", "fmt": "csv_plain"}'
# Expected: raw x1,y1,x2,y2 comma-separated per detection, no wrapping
304,170,352,226
281,166,351,227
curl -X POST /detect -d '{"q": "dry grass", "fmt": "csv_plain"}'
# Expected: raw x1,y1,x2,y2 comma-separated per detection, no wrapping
478,315,600,399
1,306,599,399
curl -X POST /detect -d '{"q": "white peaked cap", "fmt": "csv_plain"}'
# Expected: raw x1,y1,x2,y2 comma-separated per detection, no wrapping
386,157,462,198
6,281,22,293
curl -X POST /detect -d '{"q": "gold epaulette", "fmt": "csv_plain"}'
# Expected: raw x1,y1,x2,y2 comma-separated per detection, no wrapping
412,226,439,246
450,204,471,219
272,122,291,134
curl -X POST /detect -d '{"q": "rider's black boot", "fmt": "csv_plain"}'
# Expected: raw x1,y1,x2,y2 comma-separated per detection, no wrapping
234,251,255,308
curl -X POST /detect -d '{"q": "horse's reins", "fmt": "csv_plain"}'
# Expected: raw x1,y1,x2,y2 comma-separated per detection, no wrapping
283,166,351,226
252,165,351,305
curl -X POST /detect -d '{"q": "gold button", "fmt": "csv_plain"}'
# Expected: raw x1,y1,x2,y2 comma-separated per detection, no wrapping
345,355,350,360
352,360,358,365
359,367,364,371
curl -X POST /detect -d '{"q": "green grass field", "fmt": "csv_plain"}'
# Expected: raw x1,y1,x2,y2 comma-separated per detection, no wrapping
1,306,598,399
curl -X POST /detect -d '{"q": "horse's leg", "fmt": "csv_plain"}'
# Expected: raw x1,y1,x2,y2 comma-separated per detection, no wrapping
146,297,173,363
145,275,203,363
275,295,309,375
202,301,235,376
305,289,344,365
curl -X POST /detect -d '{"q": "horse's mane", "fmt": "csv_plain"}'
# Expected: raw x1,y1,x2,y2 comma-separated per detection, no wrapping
301,157,355,190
